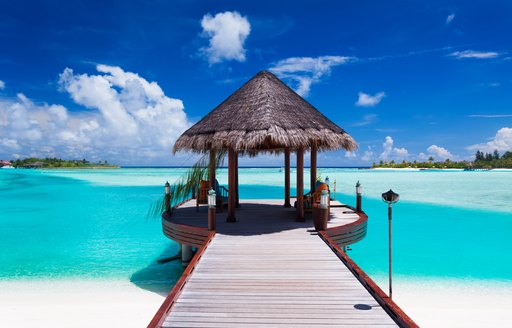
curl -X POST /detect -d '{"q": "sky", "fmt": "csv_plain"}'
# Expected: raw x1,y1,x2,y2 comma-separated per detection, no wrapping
1,0,512,166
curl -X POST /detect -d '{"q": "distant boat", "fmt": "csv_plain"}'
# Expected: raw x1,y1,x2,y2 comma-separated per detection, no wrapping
1,165,14,169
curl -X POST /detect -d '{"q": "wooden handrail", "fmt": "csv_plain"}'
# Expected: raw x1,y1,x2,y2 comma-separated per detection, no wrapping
147,230,216,328
319,229,419,328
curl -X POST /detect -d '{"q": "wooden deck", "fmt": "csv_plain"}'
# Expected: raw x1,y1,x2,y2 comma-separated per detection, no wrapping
150,199,415,327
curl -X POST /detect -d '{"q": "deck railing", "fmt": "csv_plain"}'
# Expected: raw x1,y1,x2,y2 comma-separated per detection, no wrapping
319,208,419,328
147,230,215,328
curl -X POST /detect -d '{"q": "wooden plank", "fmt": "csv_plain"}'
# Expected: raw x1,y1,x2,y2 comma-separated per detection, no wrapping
151,199,414,328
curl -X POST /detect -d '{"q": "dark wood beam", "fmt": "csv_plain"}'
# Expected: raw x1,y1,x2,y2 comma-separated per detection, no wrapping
209,148,216,190
310,143,317,193
296,147,305,222
284,148,291,208
227,148,237,222
235,151,240,208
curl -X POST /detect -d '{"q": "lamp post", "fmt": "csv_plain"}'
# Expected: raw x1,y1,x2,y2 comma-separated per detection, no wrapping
382,189,399,299
318,189,329,230
164,181,171,213
356,181,362,212
208,189,216,231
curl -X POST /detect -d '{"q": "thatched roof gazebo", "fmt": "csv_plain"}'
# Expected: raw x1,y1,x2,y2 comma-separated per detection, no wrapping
173,70,357,222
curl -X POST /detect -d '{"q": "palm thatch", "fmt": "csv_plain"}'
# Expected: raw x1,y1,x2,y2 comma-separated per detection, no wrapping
173,71,357,154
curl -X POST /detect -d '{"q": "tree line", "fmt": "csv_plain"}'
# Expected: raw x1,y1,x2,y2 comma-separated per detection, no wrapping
373,150,512,169
11,157,117,168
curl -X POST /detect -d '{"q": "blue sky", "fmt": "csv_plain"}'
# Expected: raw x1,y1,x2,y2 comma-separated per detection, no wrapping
1,0,511,166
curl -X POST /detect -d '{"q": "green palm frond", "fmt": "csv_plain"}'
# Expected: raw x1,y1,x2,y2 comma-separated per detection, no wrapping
146,151,226,220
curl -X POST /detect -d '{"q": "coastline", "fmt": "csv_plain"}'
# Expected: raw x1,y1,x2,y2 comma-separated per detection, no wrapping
0,279,166,328
1,276,511,327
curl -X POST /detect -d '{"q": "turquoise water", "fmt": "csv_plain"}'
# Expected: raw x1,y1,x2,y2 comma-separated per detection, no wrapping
1,168,511,289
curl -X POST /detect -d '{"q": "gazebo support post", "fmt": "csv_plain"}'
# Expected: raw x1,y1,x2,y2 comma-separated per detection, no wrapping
235,151,240,208
296,147,305,222
284,149,291,208
310,143,317,193
227,148,237,222
209,148,216,190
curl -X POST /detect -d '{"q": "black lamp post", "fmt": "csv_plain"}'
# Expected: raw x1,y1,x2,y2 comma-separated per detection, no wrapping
381,189,399,299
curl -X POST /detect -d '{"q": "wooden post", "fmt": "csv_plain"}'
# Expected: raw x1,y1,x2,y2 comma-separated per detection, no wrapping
209,148,216,189
284,149,291,208
296,147,305,222
227,148,237,222
235,151,240,208
310,143,317,193
208,207,216,231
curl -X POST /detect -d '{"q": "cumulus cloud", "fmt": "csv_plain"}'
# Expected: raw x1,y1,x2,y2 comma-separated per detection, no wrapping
446,13,455,25
356,91,385,107
467,127,512,153
200,11,251,64
379,136,409,161
0,80,5,90
426,145,454,161
269,55,352,97
0,65,190,164
449,50,499,59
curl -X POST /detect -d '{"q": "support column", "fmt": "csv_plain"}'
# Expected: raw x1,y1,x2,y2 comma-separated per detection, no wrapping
209,148,216,190
310,143,317,193
235,151,240,208
284,149,291,208
296,147,305,222
227,148,237,222
182,244,193,267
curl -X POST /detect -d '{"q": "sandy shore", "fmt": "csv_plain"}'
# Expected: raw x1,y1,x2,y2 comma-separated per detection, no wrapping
389,278,512,327
0,280,165,328
1,278,511,327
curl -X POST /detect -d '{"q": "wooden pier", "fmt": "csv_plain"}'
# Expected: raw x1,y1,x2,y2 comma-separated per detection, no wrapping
149,200,417,327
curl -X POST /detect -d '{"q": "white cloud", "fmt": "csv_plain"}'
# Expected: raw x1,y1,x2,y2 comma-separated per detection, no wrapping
0,80,5,90
269,55,352,97
449,50,499,59
0,65,190,164
379,136,409,161
467,127,512,153
446,13,455,25
356,91,385,107
353,114,377,127
361,146,374,162
468,114,512,118
200,11,251,64
345,151,357,158
426,145,454,161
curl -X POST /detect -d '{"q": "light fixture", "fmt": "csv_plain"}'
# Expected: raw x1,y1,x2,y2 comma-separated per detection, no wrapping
164,181,170,195
320,189,329,209
208,189,216,208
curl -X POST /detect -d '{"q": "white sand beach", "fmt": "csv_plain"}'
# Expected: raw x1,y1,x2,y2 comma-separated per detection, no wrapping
1,278,511,327
0,280,165,328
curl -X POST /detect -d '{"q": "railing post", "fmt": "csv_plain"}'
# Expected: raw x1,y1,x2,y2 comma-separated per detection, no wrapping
164,181,171,213
208,189,216,231
356,181,362,212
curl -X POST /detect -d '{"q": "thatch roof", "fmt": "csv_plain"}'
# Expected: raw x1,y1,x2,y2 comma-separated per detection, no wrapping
173,71,357,154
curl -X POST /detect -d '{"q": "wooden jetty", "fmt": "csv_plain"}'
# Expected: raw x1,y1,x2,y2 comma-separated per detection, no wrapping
148,200,417,327
149,71,417,327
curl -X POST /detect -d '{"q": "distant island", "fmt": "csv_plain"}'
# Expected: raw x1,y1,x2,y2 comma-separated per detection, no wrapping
373,150,512,169
8,157,119,169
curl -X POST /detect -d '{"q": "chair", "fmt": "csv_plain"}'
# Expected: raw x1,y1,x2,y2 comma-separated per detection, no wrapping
196,179,229,211
303,183,330,213
196,180,210,211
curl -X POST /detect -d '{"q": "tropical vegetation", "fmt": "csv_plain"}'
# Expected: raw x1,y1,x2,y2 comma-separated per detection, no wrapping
372,150,512,169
